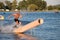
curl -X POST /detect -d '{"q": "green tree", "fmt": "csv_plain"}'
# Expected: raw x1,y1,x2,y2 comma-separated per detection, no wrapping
27,0,47,10
48,5,54,10
35,0,42,8
56,5,60,10
27,0,36,4
0,2,4,9
53,6,57,9
57,7,60,10
40,1,47,10
5,1,12,10
18,0,28,10
12,0,17,10
28,4,38,11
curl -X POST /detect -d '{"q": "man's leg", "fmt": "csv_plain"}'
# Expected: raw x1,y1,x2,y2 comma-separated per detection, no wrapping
19,22,21,25
16,21,19,25
14,21,19,28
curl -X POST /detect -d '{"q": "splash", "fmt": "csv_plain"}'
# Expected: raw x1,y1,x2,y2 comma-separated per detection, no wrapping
0,22,17,33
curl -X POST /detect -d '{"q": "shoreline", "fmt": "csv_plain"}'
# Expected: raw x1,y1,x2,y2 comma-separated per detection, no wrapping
0,10,60,12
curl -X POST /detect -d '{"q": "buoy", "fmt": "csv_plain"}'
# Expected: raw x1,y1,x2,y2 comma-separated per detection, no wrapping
0,15,4,20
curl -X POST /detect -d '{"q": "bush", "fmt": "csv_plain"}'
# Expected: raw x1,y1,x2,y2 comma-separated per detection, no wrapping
27,4,38,11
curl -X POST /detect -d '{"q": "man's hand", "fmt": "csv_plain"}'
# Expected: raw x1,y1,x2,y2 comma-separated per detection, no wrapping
8,15,12,19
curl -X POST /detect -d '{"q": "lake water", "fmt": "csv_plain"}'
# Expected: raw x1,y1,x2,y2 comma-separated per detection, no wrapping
0,11,60,40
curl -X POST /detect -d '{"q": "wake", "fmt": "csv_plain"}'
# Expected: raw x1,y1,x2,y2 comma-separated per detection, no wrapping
0,22,22,33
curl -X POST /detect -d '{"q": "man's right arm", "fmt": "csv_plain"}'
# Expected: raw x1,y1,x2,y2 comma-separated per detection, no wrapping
8,14,13,18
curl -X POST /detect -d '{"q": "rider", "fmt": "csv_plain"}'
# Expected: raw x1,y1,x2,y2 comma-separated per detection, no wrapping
8,12,22,27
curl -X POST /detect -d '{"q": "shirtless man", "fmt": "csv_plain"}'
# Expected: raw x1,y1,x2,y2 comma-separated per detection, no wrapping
9,12,22,27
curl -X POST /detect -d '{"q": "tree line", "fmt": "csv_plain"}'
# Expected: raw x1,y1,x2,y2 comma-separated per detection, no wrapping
47,5,60,10
0,0,60,11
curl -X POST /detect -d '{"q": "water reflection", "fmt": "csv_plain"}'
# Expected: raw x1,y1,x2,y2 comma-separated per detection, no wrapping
14,34,38,40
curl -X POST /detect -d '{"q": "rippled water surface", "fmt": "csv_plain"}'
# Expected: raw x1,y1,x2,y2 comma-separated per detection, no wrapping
0,12,60,40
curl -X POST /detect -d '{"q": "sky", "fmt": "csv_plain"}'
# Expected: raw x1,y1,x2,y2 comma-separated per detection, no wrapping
45,0,60,6
0,0,60,6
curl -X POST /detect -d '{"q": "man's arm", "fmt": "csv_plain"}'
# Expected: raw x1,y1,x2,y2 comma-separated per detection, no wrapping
19,15,22,18
8,14,13,18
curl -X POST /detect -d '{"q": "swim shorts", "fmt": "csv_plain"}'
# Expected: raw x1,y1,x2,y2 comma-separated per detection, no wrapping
14,19,19,23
